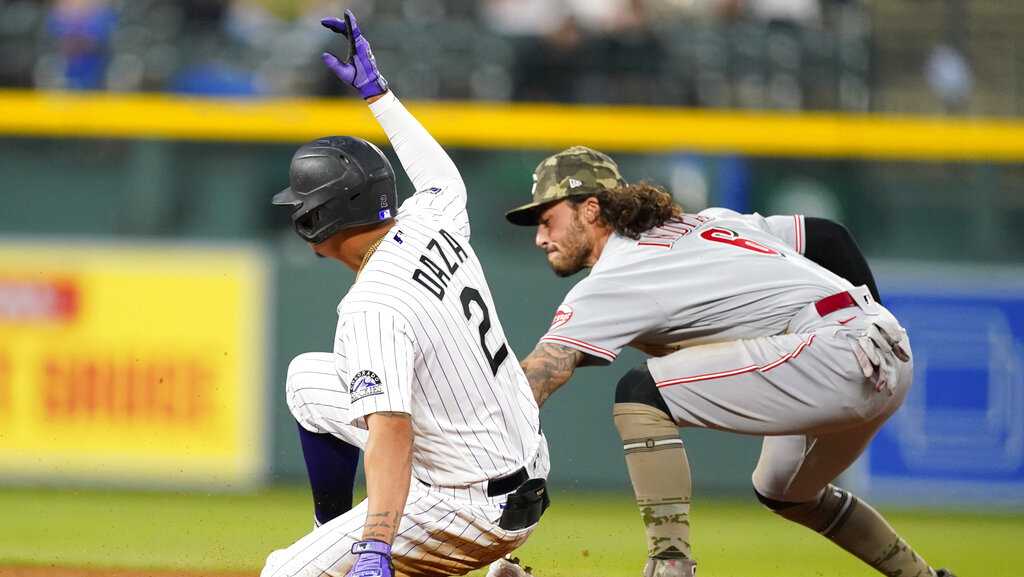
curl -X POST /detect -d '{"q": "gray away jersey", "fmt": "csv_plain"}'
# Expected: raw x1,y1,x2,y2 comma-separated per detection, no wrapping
333,92,541,487
541,209,854,363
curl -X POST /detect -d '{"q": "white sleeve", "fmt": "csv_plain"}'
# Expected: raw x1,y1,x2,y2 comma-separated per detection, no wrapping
540,279,662,365
369,92,469,236
338,308,416,427
697,207,741,219
763,214,806,254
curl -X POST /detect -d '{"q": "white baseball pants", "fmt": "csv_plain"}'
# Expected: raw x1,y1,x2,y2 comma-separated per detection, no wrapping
262,352,548,577
647,302,912,503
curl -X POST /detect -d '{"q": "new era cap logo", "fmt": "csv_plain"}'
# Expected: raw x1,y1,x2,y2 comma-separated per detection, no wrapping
568,178,583,189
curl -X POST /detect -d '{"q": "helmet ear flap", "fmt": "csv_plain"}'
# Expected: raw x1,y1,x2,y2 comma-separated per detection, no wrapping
293,197,348,244
294,208,321,239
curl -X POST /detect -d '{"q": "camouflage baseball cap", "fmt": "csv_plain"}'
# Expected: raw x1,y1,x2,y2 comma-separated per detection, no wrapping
505,145,625,226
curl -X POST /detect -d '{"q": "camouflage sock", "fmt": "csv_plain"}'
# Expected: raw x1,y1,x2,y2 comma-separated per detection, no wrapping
613,402,692,559
774,485,935,577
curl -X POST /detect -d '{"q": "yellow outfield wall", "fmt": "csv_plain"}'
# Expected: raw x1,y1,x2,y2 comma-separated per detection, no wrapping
1,89,1024,161
0,240,270,488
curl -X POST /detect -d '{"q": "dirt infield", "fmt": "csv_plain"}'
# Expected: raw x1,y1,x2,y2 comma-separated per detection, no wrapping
0,566,252,577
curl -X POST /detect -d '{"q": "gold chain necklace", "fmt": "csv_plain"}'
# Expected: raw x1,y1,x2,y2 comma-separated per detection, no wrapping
357,236,385,276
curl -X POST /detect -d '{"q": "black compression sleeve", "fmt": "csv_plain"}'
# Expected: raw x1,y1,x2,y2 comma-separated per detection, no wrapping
802,217,882,303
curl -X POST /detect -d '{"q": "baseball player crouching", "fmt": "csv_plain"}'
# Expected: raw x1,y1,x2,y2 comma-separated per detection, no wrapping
506,147,955,577
262,12,549,577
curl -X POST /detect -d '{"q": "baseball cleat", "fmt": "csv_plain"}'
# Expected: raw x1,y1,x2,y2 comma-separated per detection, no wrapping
935,570,956,577
642,556,697,577
486,555,533,577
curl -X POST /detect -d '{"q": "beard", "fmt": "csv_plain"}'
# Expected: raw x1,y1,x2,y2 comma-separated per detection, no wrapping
547,210,591,277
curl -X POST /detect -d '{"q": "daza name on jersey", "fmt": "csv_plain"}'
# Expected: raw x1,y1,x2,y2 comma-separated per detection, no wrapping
412,228,469,301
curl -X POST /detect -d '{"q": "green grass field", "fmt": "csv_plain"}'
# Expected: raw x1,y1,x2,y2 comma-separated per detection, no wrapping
1,486,1020,576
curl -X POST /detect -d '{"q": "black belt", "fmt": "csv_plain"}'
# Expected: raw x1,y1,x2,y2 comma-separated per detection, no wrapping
487,466,529,497
416,467,548,531
416,466,529,496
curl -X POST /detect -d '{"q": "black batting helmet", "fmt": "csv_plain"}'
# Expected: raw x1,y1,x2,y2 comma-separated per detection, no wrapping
273,136,397,244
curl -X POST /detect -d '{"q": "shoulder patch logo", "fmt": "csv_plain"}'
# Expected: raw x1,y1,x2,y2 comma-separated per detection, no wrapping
549,304,574,330
350,370,384,401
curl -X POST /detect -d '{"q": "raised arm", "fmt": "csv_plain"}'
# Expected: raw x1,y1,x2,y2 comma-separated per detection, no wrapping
367,93,465,196
521,342,585,407
321,11,465,197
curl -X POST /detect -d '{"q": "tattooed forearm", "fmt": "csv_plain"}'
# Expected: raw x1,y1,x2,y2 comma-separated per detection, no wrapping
362,510,402,542
521,342,584,407
362,412,412,545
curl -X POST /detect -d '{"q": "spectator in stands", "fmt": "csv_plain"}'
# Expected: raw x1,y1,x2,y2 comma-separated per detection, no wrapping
180,0,228,31
223,0,282,47
742,0,821,28
641,0,742,22
487,0,662,103
45,0,117,90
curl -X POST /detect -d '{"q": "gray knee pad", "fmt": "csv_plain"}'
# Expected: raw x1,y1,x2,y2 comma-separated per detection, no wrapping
616,365,672,416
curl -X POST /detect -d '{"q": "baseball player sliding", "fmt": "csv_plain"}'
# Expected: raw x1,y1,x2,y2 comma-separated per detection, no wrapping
506,147,955,577
262,12,549,577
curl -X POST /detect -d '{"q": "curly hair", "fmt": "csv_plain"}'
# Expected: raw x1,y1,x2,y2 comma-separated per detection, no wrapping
570,181,682,239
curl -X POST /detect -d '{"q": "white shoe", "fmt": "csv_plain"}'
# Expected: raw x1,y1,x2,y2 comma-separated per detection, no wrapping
486,555,533,577
643,557,697,577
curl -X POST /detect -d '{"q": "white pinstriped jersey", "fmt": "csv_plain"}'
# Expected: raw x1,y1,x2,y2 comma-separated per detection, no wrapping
334,92,541,487
541,208,855,363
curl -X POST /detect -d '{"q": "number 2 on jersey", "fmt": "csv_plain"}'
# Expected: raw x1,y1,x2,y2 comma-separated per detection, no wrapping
460,287,509,376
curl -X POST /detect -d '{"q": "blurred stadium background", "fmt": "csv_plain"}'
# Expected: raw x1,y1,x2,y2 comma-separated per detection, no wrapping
1,0,1023,575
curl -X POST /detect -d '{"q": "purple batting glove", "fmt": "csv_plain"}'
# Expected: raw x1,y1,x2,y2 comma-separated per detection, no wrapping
346,540,393,577
321,10,389,99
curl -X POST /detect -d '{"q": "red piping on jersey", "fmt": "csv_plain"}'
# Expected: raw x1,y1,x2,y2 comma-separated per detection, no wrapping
655,334,815,388
638,242,673,248
793,214,803,253
540,335,617,361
